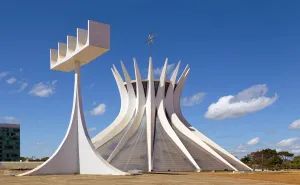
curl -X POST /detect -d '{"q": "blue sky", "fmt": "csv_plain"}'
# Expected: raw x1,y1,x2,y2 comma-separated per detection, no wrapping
1,0,300,158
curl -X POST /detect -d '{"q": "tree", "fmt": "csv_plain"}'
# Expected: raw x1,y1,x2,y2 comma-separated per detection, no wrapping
278,151,294,169
278,151,294,162
241,155,251,165
20,157,27,162
250,149,282,169
293,155,300,161
240,149,297,170
292,155,300,169
41,157,49,161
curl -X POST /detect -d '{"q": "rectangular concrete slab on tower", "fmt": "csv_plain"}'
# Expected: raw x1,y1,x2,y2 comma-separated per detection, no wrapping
50,20,110,72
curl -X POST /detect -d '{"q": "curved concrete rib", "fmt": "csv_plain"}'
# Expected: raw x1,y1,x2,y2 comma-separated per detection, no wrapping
173,67,251,171
94,61,137,147
19,62,127,176
58,42,67,61
155,58,168,105
146,57,155,171
67,36,76,55
76,28,88,48
156,59,200,171
166,67,238,171
50,49,58,67
107,59,146,163
92,64,134,148
120,60,136,103
173,64,191,127
191,128,252,171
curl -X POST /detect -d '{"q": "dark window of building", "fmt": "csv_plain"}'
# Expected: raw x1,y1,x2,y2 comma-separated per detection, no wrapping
6,145,13,149
1,128,8,132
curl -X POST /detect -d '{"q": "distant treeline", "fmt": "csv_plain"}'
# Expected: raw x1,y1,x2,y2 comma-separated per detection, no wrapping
241,148,300,170
20,157,49,162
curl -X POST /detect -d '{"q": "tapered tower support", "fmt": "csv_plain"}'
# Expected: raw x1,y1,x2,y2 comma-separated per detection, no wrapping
19,20,127,176
19,62,126,176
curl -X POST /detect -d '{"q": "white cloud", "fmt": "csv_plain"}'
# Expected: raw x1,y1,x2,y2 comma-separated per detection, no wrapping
247,137,260,145
229,144,249,157
275,139,300,154
230,137,260,157
0,116,18,123
237,144,245,150
87,127,97,133
9,80,28,93
205,84,278,120
276,137,300,147
6,77,17,84
29,81,57,97
289,119,300,130
18,82,28,92
292,149,300,154
0,72,9,80
90,103,106,116
181,92,205,107
16,81,28,92
230,149,248,155
291,145,300,149
154,63,175,76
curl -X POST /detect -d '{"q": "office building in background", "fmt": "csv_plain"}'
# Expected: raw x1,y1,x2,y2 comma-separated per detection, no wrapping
0,123,20,161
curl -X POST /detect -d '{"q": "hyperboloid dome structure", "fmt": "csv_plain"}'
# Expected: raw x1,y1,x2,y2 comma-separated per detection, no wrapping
92,58,252,172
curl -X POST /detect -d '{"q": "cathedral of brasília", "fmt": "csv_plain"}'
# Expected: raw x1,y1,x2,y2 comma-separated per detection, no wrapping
92,58,252,172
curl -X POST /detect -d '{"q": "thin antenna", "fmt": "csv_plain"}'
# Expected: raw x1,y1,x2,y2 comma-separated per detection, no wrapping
144,32,157,57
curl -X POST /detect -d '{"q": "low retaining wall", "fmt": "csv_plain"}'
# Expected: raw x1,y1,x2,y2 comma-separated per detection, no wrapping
0,162,43,170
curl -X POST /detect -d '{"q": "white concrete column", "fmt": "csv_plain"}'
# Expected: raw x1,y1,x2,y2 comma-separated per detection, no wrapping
146,57,155,172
